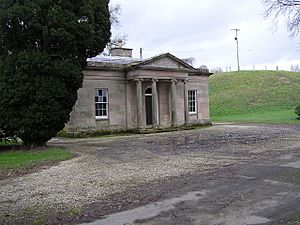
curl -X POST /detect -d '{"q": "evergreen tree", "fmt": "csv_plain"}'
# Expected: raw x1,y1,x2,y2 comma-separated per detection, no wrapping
0,0,111,146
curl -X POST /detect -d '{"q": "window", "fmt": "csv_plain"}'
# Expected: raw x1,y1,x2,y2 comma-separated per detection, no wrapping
188,90,197,114
95,89,108,119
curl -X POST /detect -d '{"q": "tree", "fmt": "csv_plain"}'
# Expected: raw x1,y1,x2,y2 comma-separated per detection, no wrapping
102,3,128,56
263,0,300,37
210,67,224,73
181,57,196,66
102,33,128,56
291,64,300,71
110,3,122,28
0,0,111,147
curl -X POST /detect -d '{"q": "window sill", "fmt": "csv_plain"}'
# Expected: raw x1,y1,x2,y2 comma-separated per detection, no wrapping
95,117,109,121
189,112,197,115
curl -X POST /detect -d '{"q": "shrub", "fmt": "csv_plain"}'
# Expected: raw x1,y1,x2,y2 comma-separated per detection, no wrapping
295,103,300,117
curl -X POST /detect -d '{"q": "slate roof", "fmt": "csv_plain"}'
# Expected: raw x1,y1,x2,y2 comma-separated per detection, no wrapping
86,53,212,76
87,53,195,69
87,55,142,65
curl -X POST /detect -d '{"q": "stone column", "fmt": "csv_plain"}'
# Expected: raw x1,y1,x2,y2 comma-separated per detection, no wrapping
171,79,177,126
152,79,159,128
184,79,189,125
135,79,143,128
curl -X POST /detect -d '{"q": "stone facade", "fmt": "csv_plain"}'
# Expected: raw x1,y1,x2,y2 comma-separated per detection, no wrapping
67,50,212,132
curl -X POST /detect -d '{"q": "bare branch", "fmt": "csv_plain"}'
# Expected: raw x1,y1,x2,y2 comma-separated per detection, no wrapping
102,33,128,56
109,4,121,28
109,34,128,49
263,0,300,36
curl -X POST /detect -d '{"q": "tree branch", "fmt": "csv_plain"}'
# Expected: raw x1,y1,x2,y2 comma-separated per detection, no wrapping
263,0,300,36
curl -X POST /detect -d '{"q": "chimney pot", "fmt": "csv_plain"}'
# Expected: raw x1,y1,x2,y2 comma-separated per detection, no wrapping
117,39,123,48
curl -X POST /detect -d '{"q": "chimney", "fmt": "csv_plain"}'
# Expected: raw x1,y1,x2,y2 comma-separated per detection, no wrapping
110,40,133,58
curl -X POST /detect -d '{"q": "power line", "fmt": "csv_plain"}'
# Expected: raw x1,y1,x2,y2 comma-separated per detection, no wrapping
142,44,235,54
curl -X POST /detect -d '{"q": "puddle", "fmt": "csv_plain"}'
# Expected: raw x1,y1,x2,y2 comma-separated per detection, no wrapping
281,160,300,169
80,191,206,225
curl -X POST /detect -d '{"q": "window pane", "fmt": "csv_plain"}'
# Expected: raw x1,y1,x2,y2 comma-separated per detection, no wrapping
188,90,197,113
100,103,106,109
95,89,108,118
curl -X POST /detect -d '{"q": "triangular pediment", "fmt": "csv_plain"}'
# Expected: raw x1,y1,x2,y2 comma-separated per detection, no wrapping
129,53,195,70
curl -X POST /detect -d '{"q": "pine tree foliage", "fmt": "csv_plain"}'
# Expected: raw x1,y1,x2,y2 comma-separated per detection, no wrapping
0,0,111,146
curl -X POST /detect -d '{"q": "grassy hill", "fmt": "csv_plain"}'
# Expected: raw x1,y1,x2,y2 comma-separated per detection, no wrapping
209,70,300,124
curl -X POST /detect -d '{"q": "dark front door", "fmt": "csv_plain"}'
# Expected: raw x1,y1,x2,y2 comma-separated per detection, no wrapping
145,88,153,125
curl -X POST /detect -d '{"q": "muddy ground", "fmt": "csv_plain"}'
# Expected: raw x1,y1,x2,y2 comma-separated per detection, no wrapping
0,123,299,225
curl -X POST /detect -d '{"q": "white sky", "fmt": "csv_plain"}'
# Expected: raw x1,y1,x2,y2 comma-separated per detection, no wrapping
110,0,300,71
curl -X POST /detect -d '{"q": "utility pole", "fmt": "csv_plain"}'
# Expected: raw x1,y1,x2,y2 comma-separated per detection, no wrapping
231,28,240,71
140,48,143,60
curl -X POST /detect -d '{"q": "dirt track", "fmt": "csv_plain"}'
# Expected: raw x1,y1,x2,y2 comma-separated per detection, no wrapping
0,123,299,225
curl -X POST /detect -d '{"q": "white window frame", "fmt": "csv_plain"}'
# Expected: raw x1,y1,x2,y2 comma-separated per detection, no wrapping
188,90,197,115
95,89,109,120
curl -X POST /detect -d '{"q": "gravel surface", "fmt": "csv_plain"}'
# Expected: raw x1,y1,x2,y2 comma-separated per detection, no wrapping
0,124,299,224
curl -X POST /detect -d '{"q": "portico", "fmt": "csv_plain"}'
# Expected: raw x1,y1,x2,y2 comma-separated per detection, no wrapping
134,77,189,129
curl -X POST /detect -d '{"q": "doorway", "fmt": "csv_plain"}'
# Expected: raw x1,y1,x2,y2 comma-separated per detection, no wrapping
145,87,152,125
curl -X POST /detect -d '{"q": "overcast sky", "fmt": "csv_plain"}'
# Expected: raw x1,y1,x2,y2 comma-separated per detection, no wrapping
110,0,300,71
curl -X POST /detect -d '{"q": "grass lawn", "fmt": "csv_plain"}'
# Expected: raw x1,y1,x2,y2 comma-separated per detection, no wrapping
212,109,300,124
209,71,300,124
0,148,74,173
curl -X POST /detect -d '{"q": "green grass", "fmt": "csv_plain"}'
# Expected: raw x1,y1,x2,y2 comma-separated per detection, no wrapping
212,109,300,124
209,70,300,124
0,148,73,171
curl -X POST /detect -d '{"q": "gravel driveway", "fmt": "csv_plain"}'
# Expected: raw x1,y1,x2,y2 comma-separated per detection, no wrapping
0,123,299,225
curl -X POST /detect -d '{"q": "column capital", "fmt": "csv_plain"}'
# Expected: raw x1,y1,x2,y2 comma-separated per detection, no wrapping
152,78,159,82
134,78,143,82
183,78,189,84
170,79,177,84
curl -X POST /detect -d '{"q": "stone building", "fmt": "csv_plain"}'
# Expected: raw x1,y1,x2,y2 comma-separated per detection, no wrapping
67,47,212,132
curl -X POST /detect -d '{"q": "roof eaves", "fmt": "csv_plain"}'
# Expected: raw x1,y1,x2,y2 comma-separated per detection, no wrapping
189,69,214,77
